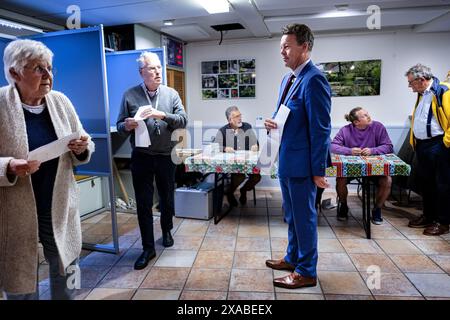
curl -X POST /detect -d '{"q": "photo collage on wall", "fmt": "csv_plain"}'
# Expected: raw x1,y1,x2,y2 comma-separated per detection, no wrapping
201,59,256,99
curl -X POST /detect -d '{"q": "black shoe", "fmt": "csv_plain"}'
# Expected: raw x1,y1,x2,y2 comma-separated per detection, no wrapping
239,190,247,205
371,207,383,225
162,231,174,247
134,249,156,270
337,202,349,221
227,193,238,207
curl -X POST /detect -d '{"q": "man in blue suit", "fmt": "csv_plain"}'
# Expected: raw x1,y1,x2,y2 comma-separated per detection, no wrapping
265,24,332,289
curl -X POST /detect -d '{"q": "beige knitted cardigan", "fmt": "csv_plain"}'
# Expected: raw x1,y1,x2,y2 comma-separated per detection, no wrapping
0,85,94,294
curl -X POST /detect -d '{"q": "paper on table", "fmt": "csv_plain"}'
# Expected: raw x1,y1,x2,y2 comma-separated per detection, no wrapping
134,105,151,147
257,104,290,175
28,131,81,163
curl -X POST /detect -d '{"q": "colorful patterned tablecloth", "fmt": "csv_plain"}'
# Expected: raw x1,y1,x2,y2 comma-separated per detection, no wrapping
185,152,410,177
326,154,411,177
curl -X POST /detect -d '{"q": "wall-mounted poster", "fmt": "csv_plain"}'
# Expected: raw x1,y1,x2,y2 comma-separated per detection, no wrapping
161,35,184,69
316,59,381,97
201,58,255,99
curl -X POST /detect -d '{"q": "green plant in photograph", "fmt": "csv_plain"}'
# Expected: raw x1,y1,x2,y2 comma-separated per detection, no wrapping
318,59,381,97
219,74,238,88
239,73,256,85
239,85,255,98
202,89,217,99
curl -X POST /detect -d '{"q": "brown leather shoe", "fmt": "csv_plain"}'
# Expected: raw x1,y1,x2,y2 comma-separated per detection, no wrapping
423,223,449,236
265,258,295,271
273,272,317,289
408,215,434,228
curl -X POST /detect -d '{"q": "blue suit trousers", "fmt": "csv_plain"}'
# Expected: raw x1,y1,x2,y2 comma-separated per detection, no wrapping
280,177,318,278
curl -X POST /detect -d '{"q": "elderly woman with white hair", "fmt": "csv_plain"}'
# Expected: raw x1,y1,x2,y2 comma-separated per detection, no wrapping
116,51,187,270
0,39,94,299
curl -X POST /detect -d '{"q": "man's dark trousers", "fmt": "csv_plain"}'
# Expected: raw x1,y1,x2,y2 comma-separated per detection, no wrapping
415,135,450,224
131,150,176,250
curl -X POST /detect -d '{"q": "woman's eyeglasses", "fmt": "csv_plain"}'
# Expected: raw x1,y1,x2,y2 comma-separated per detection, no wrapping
24,65,56,76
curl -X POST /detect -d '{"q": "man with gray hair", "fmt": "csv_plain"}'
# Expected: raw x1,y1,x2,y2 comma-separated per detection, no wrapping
117,52,187,269
215,106,260,206
405,63,450,236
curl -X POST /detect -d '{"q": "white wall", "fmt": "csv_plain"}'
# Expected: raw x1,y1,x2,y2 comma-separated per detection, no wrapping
134,24,161,49
185,30,450,129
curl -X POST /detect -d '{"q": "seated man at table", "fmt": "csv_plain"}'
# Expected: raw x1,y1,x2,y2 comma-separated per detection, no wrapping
215,106,261,206
331,107,393,224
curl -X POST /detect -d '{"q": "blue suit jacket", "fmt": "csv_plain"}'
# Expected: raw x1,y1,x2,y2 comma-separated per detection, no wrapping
276,60,332,178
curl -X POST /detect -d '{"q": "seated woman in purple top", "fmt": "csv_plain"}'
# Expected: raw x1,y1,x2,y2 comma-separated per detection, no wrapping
331,107,393,225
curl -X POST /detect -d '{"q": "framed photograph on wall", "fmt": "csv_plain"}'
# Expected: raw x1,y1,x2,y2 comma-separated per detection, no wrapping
201,58,255,99
316,59,381,96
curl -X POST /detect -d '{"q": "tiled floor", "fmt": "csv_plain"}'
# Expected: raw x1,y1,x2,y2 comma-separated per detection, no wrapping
31,190,450,300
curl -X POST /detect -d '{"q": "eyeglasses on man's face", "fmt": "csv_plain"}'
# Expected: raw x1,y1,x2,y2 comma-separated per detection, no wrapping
408,77,422,86
24,64,55,76
141,65,162,73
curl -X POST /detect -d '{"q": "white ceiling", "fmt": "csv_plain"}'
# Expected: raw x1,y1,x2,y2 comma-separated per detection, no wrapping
0,0,449,42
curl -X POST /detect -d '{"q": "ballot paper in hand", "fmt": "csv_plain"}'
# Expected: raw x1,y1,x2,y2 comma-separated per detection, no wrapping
134,106,152,147
273,104,290,137
28,131,81,163
134,105,152,121
257,104,290,175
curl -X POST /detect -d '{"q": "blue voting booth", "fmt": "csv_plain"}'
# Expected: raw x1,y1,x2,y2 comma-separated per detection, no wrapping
27,27,112,176
0,26,166,254
106,48,166,159
0,37,11,86
0,27,111,176
106,48,166,129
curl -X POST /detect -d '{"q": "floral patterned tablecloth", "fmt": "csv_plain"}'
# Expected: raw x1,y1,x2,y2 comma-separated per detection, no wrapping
185,152,410,178
185,151,260,174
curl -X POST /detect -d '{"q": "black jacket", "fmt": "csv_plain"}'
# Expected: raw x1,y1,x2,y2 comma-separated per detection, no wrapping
215,122,258,151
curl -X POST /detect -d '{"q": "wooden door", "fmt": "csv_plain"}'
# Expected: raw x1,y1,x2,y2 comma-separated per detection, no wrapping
166,68,187,148
166,68,186,110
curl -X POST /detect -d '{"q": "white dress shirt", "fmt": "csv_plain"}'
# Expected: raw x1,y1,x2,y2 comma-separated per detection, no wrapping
292,58,311,78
